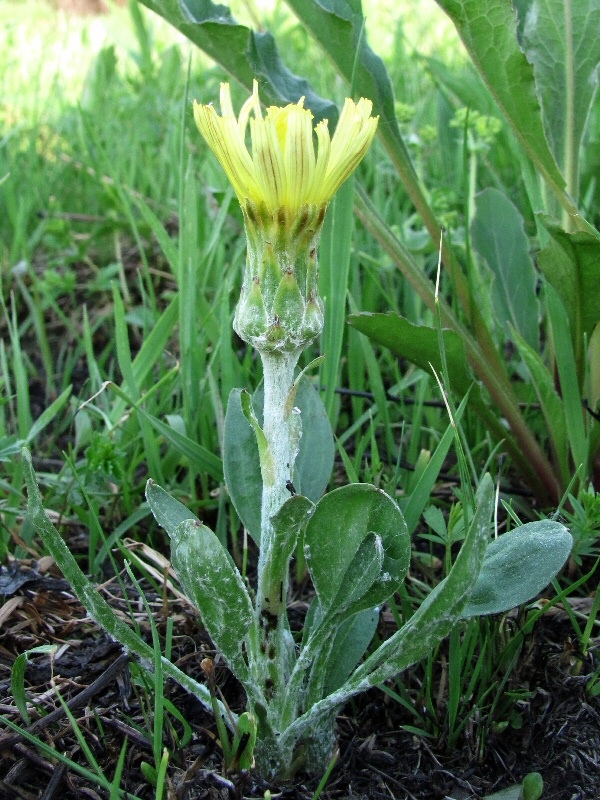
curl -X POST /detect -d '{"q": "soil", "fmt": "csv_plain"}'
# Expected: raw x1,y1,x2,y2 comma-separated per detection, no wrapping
1,556,599,800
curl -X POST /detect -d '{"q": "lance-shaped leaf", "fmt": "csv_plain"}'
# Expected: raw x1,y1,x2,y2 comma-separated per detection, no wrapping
21,449,227,722
170,519,255,681
461,519,572,617
261,495,315,614
146,479,201,535
304,484,410,616
322,607,379,696
348,311,474,395
223,388,263,543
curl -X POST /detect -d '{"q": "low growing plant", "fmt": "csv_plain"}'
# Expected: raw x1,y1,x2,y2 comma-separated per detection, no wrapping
23,81,573,781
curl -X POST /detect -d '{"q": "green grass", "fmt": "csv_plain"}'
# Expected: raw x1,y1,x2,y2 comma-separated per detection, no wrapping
1,1,599,797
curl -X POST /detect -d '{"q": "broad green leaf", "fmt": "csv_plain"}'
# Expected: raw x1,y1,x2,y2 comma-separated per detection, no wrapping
138,0,337,124
461,520,572,617
304,484,410,615
322,608,379,696
538,218,600,350
518,0,600,195
471,188,539,348
512,330,569,485
170,518,255,681
435,0,565,200
483,772,543,800
348,311,474,395
146,480,201,536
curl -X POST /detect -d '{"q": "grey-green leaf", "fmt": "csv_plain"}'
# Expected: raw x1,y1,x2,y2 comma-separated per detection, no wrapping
461,520,572,617
146,480,201,537
348,474,495,688
471,188,539,348
265,495,315,598
170,519,255,679
224,380,333,544
291,377,335,501
21,448,220,719
223,388,262,544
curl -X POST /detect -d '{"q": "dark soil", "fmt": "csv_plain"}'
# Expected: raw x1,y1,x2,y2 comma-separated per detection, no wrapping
1,557,599,800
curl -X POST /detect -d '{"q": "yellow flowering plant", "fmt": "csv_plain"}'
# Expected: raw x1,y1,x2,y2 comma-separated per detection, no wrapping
21,79,572,783
143,83,570,778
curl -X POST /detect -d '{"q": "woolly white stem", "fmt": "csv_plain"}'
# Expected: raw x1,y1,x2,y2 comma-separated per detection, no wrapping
257,347,301,614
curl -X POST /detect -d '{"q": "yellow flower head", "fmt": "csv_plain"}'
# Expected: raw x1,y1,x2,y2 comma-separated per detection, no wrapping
193,81,378,217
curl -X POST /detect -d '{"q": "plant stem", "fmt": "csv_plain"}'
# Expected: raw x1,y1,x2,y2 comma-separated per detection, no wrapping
563,0,577,230
257,348,301,606
255,348,302,701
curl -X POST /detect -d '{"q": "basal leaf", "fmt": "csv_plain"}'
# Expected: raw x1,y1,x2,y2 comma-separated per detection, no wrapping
323,607,379,696
21,448,219,718
170,518,255,680
351,474,495,687
146,480,201,537
461,519,572,617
